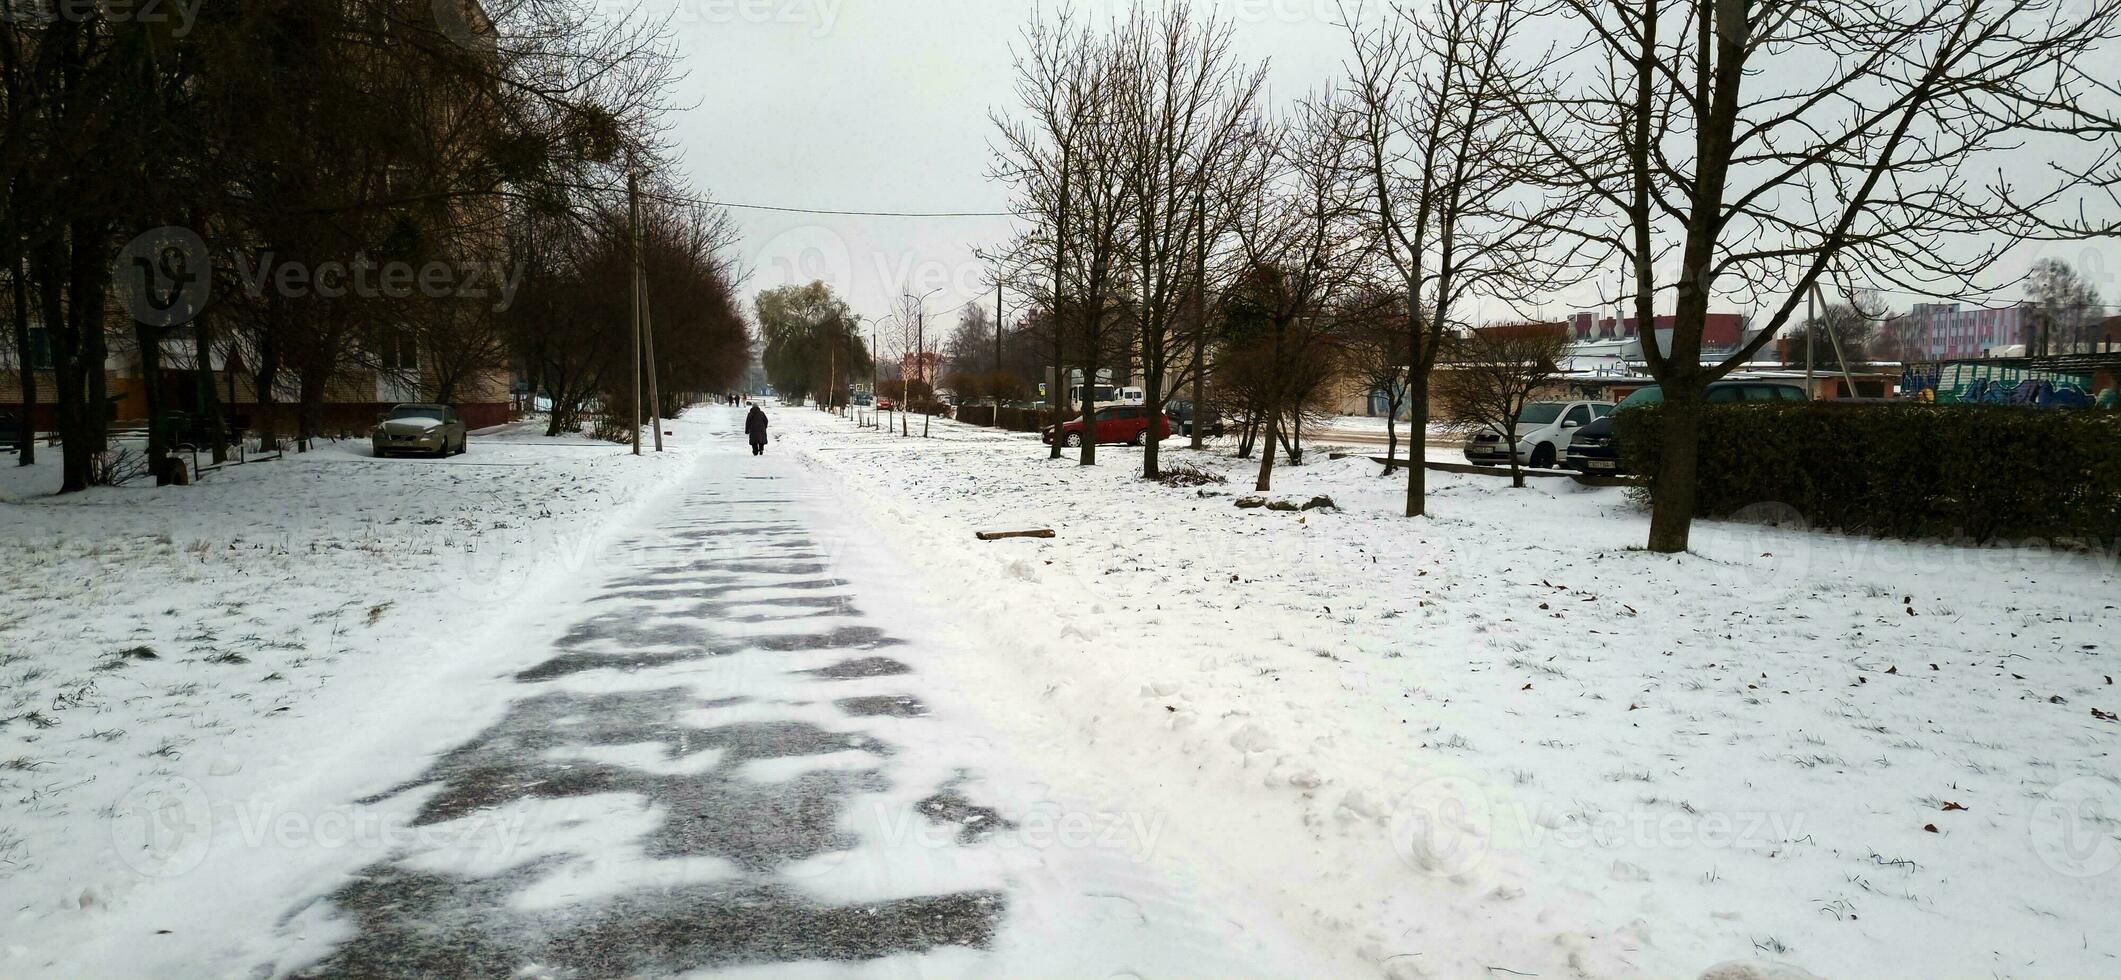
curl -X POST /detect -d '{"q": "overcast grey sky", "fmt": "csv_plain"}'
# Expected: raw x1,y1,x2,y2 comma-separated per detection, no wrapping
660,0,1353,326
656,0,2121,331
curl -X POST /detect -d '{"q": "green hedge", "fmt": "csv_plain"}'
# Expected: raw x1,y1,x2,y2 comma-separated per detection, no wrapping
1616,402,2121,542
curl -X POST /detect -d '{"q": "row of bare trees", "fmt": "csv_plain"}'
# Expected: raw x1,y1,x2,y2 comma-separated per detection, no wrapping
992,3,1264,470
992,0,2121,552
2,0,750,492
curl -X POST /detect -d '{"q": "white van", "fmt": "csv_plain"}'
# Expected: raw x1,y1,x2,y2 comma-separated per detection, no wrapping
1069,384,1146,406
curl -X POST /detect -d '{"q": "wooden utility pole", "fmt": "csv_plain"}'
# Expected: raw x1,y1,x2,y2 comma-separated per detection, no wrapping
627,169,643,456
643,279,664,452
994,282,1003,426
1805,283,1816,398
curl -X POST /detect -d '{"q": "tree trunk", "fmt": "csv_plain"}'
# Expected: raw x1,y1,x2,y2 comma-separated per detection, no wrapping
1404,376,1430,517
1380,391,1399,476
1645,383,1704,553
1253,410,1277,491
253,331,281,450
1143,358,1163,479
1077,358,1096,467
54,228,111,493
193,315,227,463
296,362,329,451
1505,420,1525,489
137,321,173,484
11,251,32,465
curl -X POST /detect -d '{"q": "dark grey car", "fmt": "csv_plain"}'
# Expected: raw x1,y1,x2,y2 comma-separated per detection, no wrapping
371,403,467,457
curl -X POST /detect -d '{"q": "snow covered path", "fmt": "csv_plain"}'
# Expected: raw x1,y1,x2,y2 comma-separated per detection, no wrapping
254,405,1319,978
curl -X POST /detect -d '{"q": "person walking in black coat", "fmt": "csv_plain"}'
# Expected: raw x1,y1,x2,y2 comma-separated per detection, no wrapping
744,404,770,455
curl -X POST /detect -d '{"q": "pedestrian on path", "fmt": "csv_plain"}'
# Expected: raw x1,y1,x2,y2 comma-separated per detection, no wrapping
745,403,770,455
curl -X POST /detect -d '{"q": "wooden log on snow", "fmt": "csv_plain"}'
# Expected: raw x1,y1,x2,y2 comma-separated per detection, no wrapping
975,529,1056,541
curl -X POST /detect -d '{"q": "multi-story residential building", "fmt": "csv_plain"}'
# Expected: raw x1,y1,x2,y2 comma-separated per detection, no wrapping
1882,302,2032,360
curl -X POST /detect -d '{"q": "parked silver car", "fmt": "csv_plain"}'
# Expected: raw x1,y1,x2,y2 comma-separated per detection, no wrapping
1463,400,1613,469
372,403,467,458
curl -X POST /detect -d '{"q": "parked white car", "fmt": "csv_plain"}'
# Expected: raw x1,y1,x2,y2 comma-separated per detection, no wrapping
1462,400,1613,469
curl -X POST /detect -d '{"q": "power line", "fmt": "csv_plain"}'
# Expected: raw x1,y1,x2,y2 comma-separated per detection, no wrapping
642,188,1011,219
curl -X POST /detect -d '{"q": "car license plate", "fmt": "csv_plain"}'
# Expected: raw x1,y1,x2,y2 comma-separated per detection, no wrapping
1589,460,1615,470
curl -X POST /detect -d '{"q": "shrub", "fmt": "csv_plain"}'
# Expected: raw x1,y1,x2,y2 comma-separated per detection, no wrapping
1617,402,2121,543
88,447,151,487
1155,463,1226,487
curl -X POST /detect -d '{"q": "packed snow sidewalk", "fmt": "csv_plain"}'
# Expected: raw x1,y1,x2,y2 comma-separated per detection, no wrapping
0,421,697,969
784,408,2121,979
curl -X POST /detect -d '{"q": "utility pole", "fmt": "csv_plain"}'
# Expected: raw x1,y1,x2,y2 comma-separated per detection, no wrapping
1805,283,1816,399
916,299,924,436
1815,282,1858,399
912,286,941,438
994,281,1004,427
627,169,642,456
643,280,664,451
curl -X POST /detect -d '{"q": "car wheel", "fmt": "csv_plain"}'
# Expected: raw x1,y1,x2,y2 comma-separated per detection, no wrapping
1128,429,1146,446
1530,444,1556,469
1063,432,1082,447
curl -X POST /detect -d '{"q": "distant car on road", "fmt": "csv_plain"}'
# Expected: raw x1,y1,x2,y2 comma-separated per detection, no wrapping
1463,400,1613,469
1166,399,1228,438
875,395,896,411
1565,380,1808,474
1043,405,1173,447
371,403,467,458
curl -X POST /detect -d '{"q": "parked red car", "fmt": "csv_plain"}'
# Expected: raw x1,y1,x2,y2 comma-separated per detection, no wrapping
1042,405,1173,447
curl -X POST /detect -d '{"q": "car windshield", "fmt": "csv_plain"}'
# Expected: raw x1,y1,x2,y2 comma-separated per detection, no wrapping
389,405,443,420
1518,404,1566,425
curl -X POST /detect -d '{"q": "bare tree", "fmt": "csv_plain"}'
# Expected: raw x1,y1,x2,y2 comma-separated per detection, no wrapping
1510,0,2121,552
993,8,1111,461
1226,98,1370,492
1109,4,1266,479
2025,258,2105,355
1436,322,1570,488
1332,284,1415,472
1341,0,1585,518
1781,303,1877,372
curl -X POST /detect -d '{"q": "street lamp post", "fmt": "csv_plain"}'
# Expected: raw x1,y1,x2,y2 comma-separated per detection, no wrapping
877,312,902,433
911,286,943,438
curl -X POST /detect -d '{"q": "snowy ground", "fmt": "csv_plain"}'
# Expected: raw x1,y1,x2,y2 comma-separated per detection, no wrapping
4,405,2117,979
781,409,2121,979
0,420,699,968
